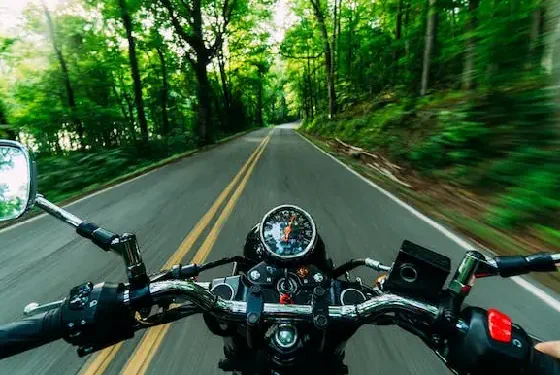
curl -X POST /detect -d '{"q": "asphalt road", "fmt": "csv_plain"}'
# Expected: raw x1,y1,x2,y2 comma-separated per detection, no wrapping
0,123,558,375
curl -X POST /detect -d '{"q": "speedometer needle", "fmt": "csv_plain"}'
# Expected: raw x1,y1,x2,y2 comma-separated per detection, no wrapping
282,215,296,242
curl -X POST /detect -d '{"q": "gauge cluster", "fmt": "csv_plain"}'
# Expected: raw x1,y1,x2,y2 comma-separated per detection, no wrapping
259,205,317,261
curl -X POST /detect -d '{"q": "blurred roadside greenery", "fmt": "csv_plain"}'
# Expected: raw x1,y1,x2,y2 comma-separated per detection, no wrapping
302,83,560,253
285,0,560,255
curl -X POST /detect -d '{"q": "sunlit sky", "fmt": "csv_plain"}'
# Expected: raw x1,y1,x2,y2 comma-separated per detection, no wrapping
0,0,62,33
0,0,292,41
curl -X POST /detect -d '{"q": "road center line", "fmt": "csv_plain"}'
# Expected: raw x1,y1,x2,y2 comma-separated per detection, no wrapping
120,135,271,375
79,135,269,375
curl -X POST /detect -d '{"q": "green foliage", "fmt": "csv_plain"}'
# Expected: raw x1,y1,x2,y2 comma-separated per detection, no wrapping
410,109,487,168
488,167,560,229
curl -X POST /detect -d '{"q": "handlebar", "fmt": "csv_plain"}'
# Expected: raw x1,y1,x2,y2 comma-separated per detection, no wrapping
143,279,439,323
2,278,560,375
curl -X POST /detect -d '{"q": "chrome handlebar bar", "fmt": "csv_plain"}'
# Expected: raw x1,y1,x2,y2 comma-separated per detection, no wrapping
143,280,439,323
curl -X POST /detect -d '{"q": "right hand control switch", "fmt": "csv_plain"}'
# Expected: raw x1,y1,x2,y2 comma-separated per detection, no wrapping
446,307,533,374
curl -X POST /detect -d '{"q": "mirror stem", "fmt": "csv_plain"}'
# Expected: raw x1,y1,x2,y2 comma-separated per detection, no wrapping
112,233,149,288
35,195,83,228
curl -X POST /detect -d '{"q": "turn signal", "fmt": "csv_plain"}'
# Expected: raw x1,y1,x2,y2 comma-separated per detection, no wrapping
487,308,512,343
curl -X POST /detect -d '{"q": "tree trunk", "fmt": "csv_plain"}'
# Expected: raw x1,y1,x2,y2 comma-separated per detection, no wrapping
156,46,170,137
306,50,314,119
530,7,542,51
124,91,136,139
346,7,354,78
528,6,545,68
332,0,339,79
404,1,411,57
420,0,437,96
119,0,149,146
462,0,479,90
543,0,559,72
312,58,318,114
310,0,336,118
256,71,264,127
217,49,231,132
112,84,130,142
42,2,83,148
217,51,231,111
544,0,560,112
336,0,342,67
302,78,309,119
394,0,404,71
194,59,213,145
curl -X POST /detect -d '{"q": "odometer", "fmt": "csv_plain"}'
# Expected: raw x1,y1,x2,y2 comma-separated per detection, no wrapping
259,205,317,260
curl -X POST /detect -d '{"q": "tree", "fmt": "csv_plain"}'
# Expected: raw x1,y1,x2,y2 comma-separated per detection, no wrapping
420,0,437,96
159,0,241,145
546,0,560,110
394,0,404,72
42,1,84,148
310,0,337,118
118,0,149,145
462,0,479,90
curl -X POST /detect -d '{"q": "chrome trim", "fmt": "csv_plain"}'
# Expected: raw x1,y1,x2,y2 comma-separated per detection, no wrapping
353,293,439,321
364,258,391,272
340,288,366,306
196,281,211,290
35,195,83,228
276,274,299,294
146,280,439,323
448,251,485,296
399,263,418,283
149,280,219,311
259,205,317,260
122,289,130,305
274,324,298,349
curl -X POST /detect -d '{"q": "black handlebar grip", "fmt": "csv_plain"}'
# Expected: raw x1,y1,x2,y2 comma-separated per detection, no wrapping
528,340,560,375
495,253,556,277
76,222,119,251
0,308,63,359
530,348,560,375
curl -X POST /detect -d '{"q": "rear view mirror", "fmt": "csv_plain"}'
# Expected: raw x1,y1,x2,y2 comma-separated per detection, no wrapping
0,140,36,221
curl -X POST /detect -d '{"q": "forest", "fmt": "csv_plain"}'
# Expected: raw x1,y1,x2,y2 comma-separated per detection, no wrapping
0,0,291,201
1,0,559,268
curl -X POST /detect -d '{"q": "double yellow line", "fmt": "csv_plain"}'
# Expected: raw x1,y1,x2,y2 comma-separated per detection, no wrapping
81,133,271,375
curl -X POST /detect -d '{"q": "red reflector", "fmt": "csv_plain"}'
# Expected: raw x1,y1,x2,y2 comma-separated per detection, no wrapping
488,309,512,343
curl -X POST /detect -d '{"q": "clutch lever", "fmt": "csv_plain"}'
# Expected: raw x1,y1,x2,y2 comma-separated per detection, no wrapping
23,299,65,317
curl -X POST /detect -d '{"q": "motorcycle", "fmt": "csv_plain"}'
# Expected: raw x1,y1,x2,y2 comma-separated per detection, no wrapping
0,139,559,375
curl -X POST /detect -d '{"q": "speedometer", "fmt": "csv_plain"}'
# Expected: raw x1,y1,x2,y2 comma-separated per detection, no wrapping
259,205,317,260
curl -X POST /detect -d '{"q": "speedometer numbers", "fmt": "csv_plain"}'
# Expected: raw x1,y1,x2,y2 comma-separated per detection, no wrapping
260,205,317,260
